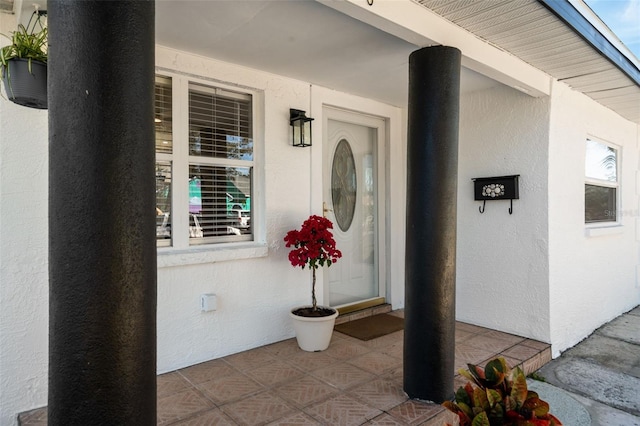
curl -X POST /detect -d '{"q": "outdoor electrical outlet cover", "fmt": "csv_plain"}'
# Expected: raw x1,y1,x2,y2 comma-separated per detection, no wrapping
201,294,217,312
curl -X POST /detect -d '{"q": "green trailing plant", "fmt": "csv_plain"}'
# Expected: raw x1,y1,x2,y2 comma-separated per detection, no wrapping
0,11,48,85
527,372,547,383
443,357,562,426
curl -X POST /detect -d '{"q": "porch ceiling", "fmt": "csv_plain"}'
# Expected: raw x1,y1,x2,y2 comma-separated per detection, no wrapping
414,0,640,123
7,0,639,123
154,0,500,106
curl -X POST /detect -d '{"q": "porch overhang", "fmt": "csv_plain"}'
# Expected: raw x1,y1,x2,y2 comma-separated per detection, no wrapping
7,0,639,123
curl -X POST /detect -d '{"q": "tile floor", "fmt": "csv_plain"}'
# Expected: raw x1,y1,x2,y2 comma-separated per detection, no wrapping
19,310,551,426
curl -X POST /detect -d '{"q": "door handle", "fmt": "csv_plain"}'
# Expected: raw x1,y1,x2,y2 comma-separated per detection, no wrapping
323,202,333,218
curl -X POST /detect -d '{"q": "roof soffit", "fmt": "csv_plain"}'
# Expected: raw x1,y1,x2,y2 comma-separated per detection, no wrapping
412,0,640,123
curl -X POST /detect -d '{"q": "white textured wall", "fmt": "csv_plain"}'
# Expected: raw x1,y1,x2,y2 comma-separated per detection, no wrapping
0,13,49,426
547,80,640,356
0,44,404,424
154,47,404,373
457,85,551,342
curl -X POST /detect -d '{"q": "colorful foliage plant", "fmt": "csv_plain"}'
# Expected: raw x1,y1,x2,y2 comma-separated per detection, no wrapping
284,215,342,310
443,357,562,426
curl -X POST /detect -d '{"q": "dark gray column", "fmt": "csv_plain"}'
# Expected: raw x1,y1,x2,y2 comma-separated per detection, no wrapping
404,46,461,402
48,1,156,424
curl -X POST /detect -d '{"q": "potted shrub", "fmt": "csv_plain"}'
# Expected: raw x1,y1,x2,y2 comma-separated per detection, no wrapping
284,214,342,351
0,11,48,109
443,357,562,426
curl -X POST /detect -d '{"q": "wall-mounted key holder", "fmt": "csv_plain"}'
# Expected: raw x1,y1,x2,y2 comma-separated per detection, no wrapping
472,175,519,214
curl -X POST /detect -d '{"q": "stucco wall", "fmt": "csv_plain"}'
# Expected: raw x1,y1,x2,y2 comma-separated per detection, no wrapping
154,47,405,372
457,85,551,343
0,83,49,426
547,80,640,356
0,44,404,424
0,13,49,426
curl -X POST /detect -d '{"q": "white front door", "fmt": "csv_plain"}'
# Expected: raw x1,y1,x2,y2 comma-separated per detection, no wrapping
323,109,385,308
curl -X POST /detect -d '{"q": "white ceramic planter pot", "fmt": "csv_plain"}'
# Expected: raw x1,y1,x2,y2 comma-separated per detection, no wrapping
290,306,339,352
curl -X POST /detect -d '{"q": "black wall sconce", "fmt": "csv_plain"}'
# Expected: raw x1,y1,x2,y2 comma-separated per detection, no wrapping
473,175,519,214
289,109,314,147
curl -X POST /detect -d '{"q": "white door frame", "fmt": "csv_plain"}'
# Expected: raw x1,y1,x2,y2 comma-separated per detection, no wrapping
321,106,387,309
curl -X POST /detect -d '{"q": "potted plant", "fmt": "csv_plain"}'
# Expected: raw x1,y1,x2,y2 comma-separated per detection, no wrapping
0,11,48,109
443,357,562,426
284,214,342,351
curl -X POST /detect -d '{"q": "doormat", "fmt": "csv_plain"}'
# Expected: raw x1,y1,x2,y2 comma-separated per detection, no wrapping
334,314,404,341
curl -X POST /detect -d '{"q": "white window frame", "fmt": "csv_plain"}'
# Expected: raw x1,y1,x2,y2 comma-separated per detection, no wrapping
585,137,620,229
156,70,267,266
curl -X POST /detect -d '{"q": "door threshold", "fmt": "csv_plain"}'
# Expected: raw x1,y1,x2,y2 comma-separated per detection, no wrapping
335,297,388,323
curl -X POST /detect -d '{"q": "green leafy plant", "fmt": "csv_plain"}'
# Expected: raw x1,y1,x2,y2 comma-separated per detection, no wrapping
443,357,562,426
0,11,48,85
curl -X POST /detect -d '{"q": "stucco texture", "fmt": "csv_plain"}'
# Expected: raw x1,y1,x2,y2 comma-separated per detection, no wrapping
457,85,551,343
547,80,640,356
0,77,49,426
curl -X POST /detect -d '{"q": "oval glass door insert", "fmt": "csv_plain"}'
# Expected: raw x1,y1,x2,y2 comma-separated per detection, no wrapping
331,138,357,232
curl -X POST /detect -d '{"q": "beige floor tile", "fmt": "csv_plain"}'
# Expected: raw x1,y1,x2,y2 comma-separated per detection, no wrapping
521,339,551,351
379,341,403,360
17,407,48,426
158,371,192,398
284,351,338,372
349,378,408,411
246,360,305,388
522,352,547,375
266,411,322,425
454,344,497,369
418,408,459,426
311,362,376,390
368,413,410,425
16,317,552,426
173,408,237,425
274,375,338,407
464,334,520,353
263,339,301,358
157,388,215,426
454,329,473,343
179,359,237,385
346,350,401,375
224,347,277,371
221,391,294,426
480,330,525,345
386,400,445,426
383,364,404,385
501,343,542,361
455,322,489,334
304,393,382,426
197,372,264,405
364,330,404,349
323,339,371,360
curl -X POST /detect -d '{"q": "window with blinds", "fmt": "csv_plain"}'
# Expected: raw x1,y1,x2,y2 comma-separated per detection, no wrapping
154,75,255,247
188,83,253,243
155,76,173,245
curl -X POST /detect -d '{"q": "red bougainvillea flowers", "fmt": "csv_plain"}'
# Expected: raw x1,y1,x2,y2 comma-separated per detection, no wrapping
284,215,342,310
284,215,342,270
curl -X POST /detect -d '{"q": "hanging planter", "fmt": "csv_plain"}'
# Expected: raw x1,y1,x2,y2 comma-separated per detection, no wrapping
0,10,48,109
1,58,47,109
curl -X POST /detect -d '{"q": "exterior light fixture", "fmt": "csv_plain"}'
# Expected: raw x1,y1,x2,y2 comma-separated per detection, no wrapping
290,109,314,147
473,175,519,214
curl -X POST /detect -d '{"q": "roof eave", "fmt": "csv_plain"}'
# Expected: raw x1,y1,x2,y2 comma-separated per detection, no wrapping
538,0,640,87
